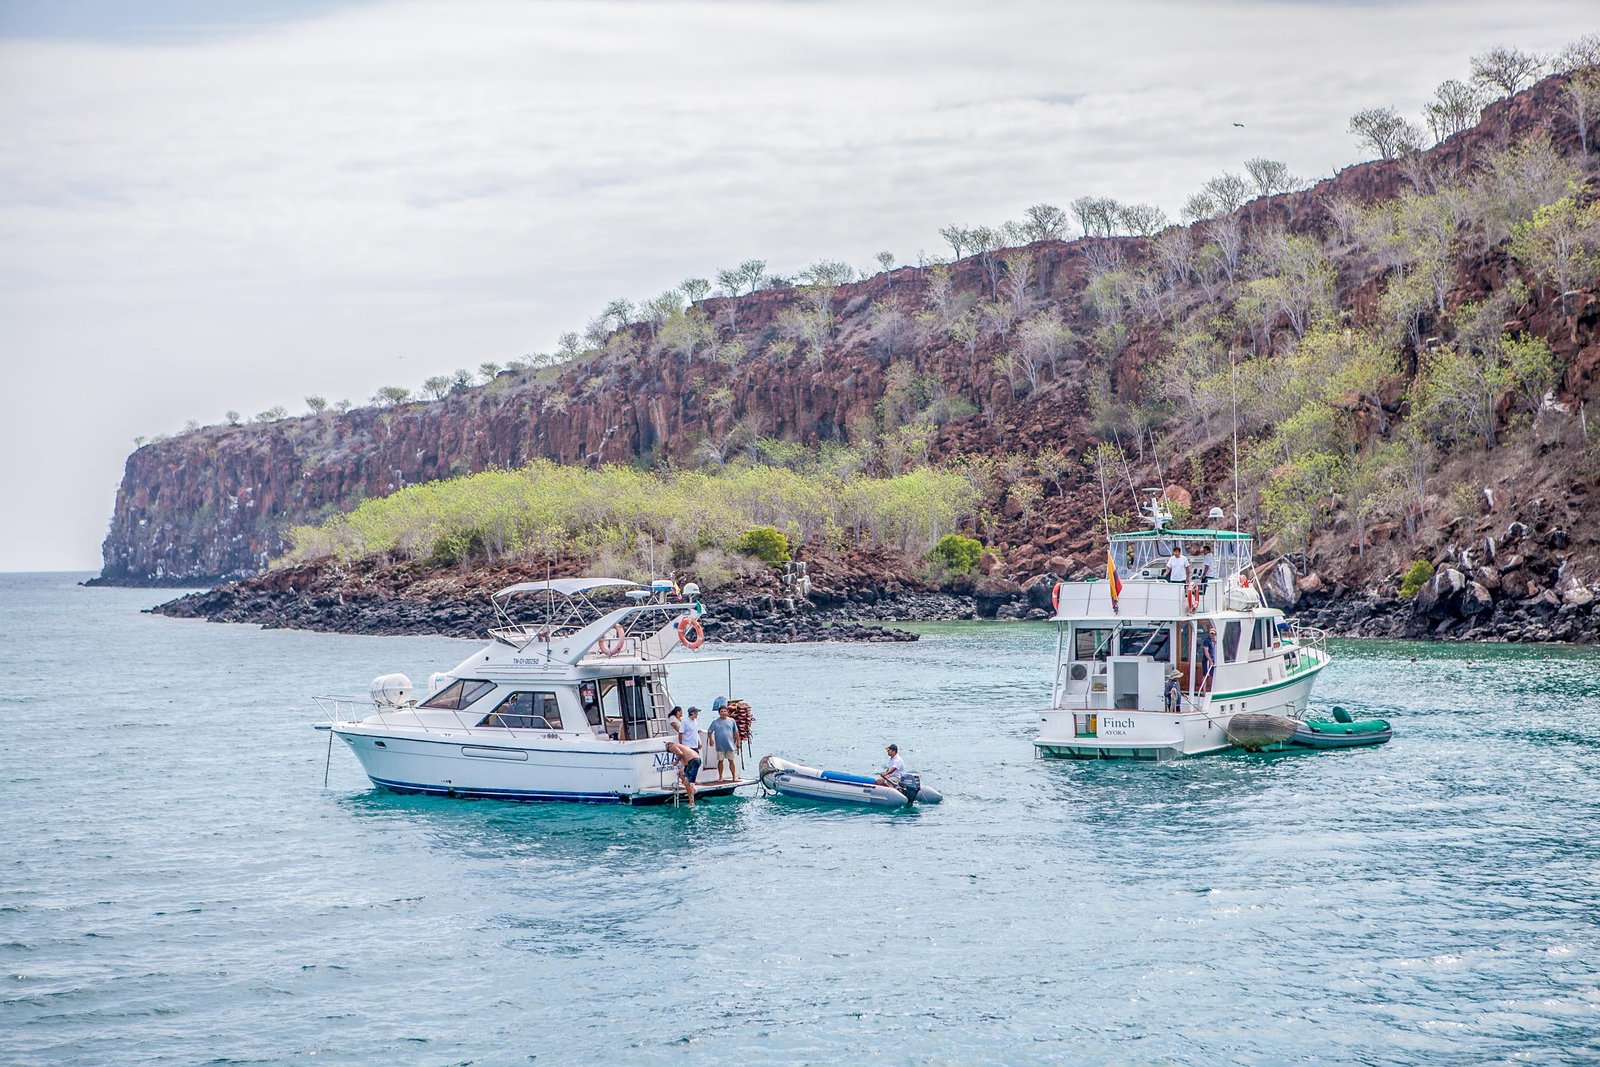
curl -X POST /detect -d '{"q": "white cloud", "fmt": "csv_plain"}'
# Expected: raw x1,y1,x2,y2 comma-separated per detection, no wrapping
0,0,1589,569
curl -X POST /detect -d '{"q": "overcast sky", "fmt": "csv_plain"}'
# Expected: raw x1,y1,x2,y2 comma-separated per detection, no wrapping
0,0,1588,572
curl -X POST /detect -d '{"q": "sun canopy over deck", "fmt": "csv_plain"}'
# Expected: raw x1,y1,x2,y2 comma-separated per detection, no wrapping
494,578,641,599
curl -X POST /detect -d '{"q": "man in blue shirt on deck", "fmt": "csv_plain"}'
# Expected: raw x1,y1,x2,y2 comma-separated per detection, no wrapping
1199,624,1218,688
707,707,739,782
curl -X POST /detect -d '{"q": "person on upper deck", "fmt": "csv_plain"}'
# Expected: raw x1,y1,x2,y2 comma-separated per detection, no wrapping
1196,546,1216,588
1165,546,1189,583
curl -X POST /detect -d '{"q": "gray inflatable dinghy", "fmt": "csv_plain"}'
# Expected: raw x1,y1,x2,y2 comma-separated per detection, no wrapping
759,755,943,807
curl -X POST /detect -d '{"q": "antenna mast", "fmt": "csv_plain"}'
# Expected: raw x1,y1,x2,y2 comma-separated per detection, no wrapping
1230,357,1242,533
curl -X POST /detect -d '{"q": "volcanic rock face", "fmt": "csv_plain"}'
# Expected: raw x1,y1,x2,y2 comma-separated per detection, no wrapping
99,71,1600,599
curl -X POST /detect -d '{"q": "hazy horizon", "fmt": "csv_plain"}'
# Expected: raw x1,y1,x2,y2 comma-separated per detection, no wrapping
0,0,1588,571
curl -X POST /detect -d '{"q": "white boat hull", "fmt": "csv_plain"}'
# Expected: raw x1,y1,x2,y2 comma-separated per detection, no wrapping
335,726,744,804
1034,666,1324,761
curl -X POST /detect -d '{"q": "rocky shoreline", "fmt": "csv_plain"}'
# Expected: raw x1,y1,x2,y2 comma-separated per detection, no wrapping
147,521,1600,645
149,579,956,644
151,569,1600,646
147,556,1065,644
1252,517,1600,645
1288,572,1600,645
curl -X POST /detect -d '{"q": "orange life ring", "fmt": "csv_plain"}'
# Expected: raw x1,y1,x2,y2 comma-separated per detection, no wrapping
1051,582,1063,612
597,624,626,656
677,616,705,651
1185,584,1202,612
1239,575,1251,589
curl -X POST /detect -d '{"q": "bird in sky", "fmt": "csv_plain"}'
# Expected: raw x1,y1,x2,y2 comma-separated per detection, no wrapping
1232,122,1245,127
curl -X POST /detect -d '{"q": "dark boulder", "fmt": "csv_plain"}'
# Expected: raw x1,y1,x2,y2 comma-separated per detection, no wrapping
973,577,1023,619
1414,566,1466,619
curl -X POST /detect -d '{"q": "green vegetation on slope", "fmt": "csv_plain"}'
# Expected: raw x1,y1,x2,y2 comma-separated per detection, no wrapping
285,459,980,581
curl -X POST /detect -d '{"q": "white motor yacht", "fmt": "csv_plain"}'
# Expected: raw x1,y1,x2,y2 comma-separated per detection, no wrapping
315,578,754,804
1034,497,1330,761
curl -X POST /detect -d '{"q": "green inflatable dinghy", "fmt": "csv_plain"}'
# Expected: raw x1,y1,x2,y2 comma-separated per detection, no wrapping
1290,706,1392,749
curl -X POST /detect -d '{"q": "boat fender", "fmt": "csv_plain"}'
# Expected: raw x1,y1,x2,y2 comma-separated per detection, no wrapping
1051,582,1062,612
897,771,922,805
597,624,626,656
677,616,705,651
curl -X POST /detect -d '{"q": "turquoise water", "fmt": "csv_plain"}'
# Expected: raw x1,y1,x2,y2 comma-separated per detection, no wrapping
3,572,1599,1065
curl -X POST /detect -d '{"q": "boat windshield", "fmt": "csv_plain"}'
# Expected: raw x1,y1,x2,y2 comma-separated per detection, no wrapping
1073,627,1114,660
1118,625,1171,662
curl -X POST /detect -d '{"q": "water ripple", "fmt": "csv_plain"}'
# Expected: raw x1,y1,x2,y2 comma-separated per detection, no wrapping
1,578,1598,1065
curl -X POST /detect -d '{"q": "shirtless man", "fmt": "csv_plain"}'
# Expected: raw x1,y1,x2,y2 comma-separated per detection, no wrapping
665,740,701,805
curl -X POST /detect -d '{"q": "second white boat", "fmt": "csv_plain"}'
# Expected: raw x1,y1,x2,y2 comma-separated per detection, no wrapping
1034,495,1330,761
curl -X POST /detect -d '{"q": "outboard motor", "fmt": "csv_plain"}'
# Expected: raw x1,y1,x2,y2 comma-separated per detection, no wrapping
896,772,922,805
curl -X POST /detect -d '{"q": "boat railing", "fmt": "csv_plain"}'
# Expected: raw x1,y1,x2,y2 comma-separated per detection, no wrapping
490,624,560,646
313,694,456,733
313,694,389,725
1287,624,1328,664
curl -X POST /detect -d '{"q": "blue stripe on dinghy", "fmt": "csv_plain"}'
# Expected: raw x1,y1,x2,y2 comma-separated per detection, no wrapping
819,770,878,785
366,775,625,804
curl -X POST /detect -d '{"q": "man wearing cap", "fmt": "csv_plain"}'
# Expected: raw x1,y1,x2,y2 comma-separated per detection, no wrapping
875,744,904,787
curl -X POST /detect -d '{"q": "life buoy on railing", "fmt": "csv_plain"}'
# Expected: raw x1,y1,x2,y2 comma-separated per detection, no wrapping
1051,582,1063,612
1239,575,1251,589
598,624,626,656
1185,583,1202,613
677,616,705,651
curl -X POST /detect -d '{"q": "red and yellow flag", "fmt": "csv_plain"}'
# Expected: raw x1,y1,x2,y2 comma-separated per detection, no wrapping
1107,547,1123,610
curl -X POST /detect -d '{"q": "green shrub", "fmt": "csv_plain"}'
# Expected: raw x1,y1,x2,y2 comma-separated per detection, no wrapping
930,533,984,575
430,527,490,566
733,525,791,564
1399,560,1435,598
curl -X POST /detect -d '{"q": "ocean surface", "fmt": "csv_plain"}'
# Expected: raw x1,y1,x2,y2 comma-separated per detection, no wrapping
3,571,1598,1065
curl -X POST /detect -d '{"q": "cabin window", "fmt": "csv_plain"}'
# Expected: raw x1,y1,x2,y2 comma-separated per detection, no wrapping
579,681,603,728
1118,626,1171,662
420,678,496,710
478,691,564,730
1250,619,1268,652
1074,628,1113,661
599,677,655,740
1222,620,1244,663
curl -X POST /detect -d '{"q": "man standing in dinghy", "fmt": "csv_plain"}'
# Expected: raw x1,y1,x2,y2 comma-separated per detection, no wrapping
875,744,904,787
